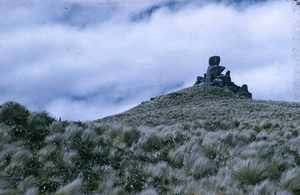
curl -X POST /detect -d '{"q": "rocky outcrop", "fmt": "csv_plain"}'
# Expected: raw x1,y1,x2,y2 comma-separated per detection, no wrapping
194,56,252,98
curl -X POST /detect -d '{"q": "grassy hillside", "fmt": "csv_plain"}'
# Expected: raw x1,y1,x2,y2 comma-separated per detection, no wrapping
1,86,300,194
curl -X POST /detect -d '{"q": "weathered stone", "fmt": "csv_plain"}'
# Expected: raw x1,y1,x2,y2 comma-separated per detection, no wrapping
209,56,220,66
217,75,231,86
194,76,203,85
197,76,203,81
195,56,252,99
206,65,225,82
228,84,240,93
237,84,252,98
212,78,224,87
225,70,230,76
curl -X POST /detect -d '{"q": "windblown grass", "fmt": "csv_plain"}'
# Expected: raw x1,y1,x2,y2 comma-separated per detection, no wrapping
1,86,300,194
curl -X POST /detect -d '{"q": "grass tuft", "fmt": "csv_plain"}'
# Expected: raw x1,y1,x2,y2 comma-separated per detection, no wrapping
280,168,300,194
123,128,140,147
233,159,280,185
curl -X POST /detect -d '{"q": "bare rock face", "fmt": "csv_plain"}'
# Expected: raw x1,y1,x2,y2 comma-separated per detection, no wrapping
206,65,225,82
209,56,221,66
194,56,252,99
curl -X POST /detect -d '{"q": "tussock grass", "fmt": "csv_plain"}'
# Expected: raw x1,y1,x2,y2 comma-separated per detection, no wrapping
123,128,140,147
280,168,300,194
1,87,300,194
184,153,217,179
233,159,280,185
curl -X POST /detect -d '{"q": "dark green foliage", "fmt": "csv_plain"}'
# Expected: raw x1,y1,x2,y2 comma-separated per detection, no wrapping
81,167,99,193
71,135,113,192
124,171,148,192
174,132,189,145
74,121,88,128
231,120,240,128
23,157,42,177
253,122,274,133
94,126,106,135
291,130,299,137
249,133,256,142
26,128,50,150
152,176,171,194
206,149,218,159
253,125,262,133
142,134,163,152
273,123,280,128
203,120,230,131
2,104,54,150
162,136,176,149
111,149,126,170
0,101,29,126
52,162,78,183
183,124,190,130
123,128,140,147
11,125,27,139
109,127,122,139
115,169,149,193
72,134,95,161
10,125,50,150
10,132,48,151
4,153,12,166
262,122,272,129
28,111,54,129
39,180,60,193
193,166,217,180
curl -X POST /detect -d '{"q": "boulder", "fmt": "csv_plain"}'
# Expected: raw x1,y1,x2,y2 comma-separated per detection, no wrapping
206,65,225,82
211,78,224,87
217,75,231,86
237,84,252,99
228,84,240,93
194,76,204,85
225,70,230,76
209,56,220,66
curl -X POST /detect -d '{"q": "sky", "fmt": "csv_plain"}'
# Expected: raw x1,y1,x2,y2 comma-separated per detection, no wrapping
0,0,299,121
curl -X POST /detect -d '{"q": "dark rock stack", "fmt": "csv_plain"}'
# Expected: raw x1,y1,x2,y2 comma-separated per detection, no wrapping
194,56,252,98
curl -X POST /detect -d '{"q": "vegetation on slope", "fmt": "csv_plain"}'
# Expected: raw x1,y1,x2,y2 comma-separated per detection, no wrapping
1,86,300,194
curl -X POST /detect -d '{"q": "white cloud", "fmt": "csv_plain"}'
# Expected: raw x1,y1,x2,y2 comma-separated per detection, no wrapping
234,63,295,101
0,0,298,120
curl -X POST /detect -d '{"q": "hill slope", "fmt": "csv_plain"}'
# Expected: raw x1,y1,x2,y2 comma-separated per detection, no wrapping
97,85,300,128
1,86,300,194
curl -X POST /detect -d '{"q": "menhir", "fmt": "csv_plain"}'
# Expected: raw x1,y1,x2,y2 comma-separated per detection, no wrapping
194,56,252,99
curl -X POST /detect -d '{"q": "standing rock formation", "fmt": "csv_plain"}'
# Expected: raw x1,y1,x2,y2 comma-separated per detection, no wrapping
194,56,252,98
206,56,226,82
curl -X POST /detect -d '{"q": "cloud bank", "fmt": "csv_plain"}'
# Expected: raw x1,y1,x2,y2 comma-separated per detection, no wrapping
0,0,298,120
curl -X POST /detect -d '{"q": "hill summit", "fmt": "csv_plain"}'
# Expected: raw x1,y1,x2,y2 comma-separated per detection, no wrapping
98,56,253,127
